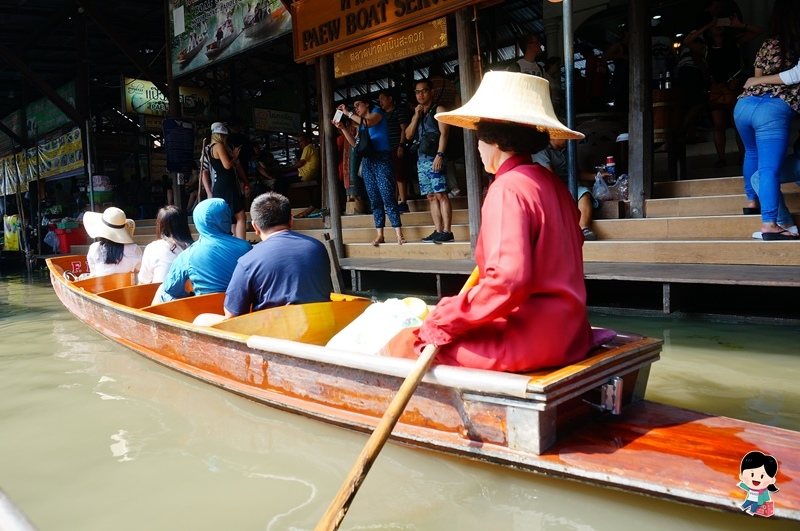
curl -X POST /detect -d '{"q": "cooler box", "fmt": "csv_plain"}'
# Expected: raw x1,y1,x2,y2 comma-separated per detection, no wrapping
55,225,88,254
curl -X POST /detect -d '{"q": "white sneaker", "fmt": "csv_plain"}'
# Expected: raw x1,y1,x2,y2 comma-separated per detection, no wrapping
447,187,461,198
752,231,763,240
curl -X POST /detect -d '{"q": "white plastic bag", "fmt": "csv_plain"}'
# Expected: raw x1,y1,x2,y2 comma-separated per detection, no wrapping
592,172,614,202
609,174,629,200
326,298,427,355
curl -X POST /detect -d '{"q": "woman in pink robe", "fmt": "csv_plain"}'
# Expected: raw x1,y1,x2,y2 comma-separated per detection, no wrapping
384,72,593,373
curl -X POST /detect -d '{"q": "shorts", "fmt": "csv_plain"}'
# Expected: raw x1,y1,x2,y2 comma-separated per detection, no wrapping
578,185,599,208
417,155,448,195
391,147,406,182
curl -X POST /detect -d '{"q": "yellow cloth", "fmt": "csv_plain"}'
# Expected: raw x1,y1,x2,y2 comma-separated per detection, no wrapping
297,144,320,181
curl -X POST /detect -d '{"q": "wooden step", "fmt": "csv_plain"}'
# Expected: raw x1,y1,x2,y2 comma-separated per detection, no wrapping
644,192,800,218
654,176,744,198
297,225,470,244
592,215,797,241
344,241,472,260
583,240,800,266
654,176,798,199
337,209,470,229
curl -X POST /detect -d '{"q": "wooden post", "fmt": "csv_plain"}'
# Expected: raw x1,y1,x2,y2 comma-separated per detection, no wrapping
456,8,481,252
324,233,344,294
318,56,344,259
628,0,653,218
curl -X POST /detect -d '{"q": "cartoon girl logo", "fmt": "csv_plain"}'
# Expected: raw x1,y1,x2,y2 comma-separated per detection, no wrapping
738,451,779,517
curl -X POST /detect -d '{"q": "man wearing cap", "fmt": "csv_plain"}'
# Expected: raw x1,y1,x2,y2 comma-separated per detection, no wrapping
405,78,453,242
158,198,251,302
223,192,331,316
384,72,594,373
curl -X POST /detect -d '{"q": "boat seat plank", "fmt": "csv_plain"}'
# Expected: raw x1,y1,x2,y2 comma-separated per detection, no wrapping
141,292,226,322
97,282,161,309
72,272,136,294
524,334,662,394
211,299,373,345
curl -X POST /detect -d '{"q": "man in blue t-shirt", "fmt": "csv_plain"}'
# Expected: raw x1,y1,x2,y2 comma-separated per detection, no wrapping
223,192,332,316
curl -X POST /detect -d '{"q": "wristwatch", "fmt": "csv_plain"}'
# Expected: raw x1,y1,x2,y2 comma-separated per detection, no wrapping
436,152,445,157
348,111,354,118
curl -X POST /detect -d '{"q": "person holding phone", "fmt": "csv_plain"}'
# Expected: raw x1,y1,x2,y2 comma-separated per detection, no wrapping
334,95,405,246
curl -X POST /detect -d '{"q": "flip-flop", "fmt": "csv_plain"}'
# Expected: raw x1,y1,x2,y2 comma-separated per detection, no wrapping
397,237,407,245
371,237,385,246
743,207,761,215
761,229,800,241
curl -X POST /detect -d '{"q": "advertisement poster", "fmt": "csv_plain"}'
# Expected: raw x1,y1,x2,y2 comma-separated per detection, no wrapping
170,0,292,78
124,78,210,120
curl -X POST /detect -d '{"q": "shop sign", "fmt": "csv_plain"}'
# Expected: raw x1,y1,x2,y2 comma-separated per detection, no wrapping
253,108,302,133
292,0,481,62
123,78,210,119
334,17,446,77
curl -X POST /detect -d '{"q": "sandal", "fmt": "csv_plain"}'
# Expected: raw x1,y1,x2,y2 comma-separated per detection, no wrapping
397,236,407,245
371,237,385,246
762,229,800,241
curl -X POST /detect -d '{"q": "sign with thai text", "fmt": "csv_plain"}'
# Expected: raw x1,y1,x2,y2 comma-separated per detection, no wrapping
334,17,446,77
123,78,210,119
291,0,480,62
253,108,302,133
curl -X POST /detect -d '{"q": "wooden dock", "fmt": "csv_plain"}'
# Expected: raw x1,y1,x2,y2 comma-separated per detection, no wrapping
62,162,800,319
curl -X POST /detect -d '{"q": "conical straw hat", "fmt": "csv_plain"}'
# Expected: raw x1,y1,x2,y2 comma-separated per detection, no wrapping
435,71,584,140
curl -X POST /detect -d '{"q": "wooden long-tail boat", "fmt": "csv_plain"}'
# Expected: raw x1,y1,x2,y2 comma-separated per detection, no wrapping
46,255,800,521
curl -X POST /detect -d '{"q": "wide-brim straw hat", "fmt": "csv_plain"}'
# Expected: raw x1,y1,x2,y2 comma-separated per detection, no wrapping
435,71,584,140
84,206,135,244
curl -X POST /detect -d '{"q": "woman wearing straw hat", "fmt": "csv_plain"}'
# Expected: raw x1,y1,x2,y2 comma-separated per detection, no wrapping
84,206,143,277
382,72,594,373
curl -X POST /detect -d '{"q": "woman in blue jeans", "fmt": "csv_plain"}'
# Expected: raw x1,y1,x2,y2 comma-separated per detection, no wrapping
734,0,800,240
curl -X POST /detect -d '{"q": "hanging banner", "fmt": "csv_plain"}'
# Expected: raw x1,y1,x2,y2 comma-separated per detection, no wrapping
253,108,302,133
36,127,84,180
291,0,480,63
169,0,292,78
123,78,211,120
334,17,447,78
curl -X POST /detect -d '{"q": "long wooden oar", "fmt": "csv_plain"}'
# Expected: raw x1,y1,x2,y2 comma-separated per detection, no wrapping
316,266,480,531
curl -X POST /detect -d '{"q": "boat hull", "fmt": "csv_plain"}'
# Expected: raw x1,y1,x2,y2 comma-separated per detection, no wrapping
47,257,800,520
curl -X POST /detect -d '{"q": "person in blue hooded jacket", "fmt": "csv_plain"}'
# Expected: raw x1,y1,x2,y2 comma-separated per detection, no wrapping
158,198,252,302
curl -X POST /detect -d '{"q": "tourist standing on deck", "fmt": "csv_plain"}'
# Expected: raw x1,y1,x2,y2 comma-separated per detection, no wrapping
734,0,800,240
405,79,452,242
335,95,405,246
206,122,248,240
383,72,593,372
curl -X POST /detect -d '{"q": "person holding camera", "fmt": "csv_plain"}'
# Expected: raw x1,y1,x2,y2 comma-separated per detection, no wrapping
334,95,405,246
405,78,452,242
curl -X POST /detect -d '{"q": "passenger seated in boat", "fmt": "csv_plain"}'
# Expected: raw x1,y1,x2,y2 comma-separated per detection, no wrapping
382,72,594,373
138,205,194,285
224,192,331,317
84,206,143,278
157,198,251,303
